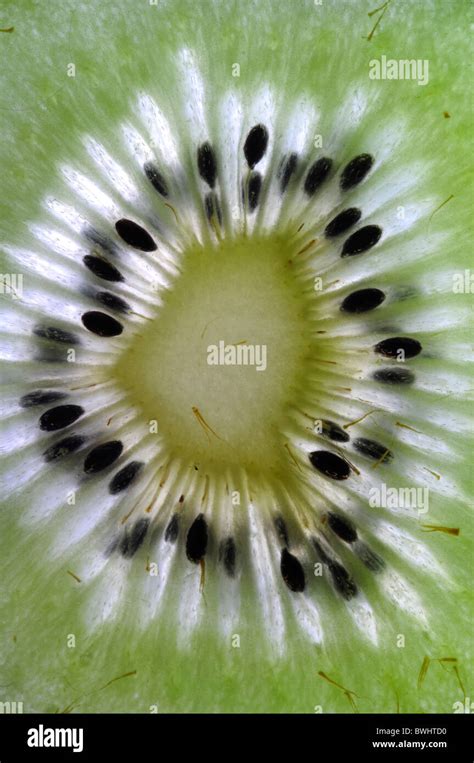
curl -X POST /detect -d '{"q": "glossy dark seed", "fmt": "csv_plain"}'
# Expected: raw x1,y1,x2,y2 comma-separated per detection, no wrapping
278,152,298,193
309,450,351,480
115,218,157,252
327,513,357,543
83,440,123,474
83,255,123,282
109,461,143,494
357,543,385,573
341,288,385,314
321,420,350,443
324,207,362,238
353,437,393,463
39,405,84,432
328,562,358,599
43,435,86,462
144,161,169,197
219,536,236,578
374,337,422,359
186,513,208,563
243,124,268,168
85,227,117,256
304,157,332,196
341,225,382,257
197,142,217,188
340,153,374,191
34,326,79,344
280,548,305,592
20,390,66,408
373,368,415,385
121,518,149,558
165,514,180,543
247,172,262,211
274,515,289,547
95,291,131,314
81,311,123,337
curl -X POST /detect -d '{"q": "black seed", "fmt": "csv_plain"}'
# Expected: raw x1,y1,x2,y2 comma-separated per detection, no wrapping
278,152,298,193
144,161,169,197
353,437,393,463
20,390,67,408
327,513,358,543
280,548,305,592
341,288,386,314
328,562,358,599
83,255,124,283
309,450,351,480
204,192,222,224
121,518,149,558
115,218,157,252
321,420,350,443
84,440,123,474
84,227,117,256
34,326,79,345
324,207,362,238
219,536,236,578
247,171,262,211
374,337,422,359
81,311,123,337
95,291,131,314
165,513,180,543
109,461,143,494
357,543,385,573
340,153,374,191
197,142,217,188
186,513,208,563
43,435,86,462
341,225,382,257
311,538,331,564
304,157,332,196
39,405,84,432
274,515,289,547
243,124,268,169
373,368,415,385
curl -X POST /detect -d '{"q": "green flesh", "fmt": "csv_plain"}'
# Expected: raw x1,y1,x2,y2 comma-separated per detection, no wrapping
0,0,472,713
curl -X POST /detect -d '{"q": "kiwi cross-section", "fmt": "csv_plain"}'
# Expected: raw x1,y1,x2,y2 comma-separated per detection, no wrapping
0,0,472,714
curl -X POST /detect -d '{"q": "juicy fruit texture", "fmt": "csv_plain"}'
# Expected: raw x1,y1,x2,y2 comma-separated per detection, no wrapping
0,0,472,714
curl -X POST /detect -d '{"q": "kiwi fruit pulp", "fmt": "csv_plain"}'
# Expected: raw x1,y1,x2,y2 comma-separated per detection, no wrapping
0,0,472,714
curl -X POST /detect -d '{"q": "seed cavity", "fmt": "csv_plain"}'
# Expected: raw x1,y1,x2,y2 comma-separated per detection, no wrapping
341,288,385,313
144,161,169,197
186,513,208,563
115,218,157,252
373,368,415,385
197,142,217,188
280,548,305,592
43,435,86,462
321,420,350,443
374,337,422,359
83,440,123,474
205,192,222,224
95,291,131,314
39,405,84,432
34,326,79,345
309,450,351,480
278,152,298,193
328,561,358,600
120,517,149,558
340,153,374,191
327,512,358,543
219,536,236,577
83,255,124,283
165,513,180,543
84,227,117,256
20,390,67,408
243,124,268,169
274,515,289,547
247,171,262,211
325,208,362,238
108,461,143,494
353,437,393,463
341,225,382,257
304,157,332,196
357,543,385,573
81,311,123,337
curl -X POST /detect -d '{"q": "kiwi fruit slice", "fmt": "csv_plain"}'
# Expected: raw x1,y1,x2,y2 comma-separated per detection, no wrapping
0,1,471,715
